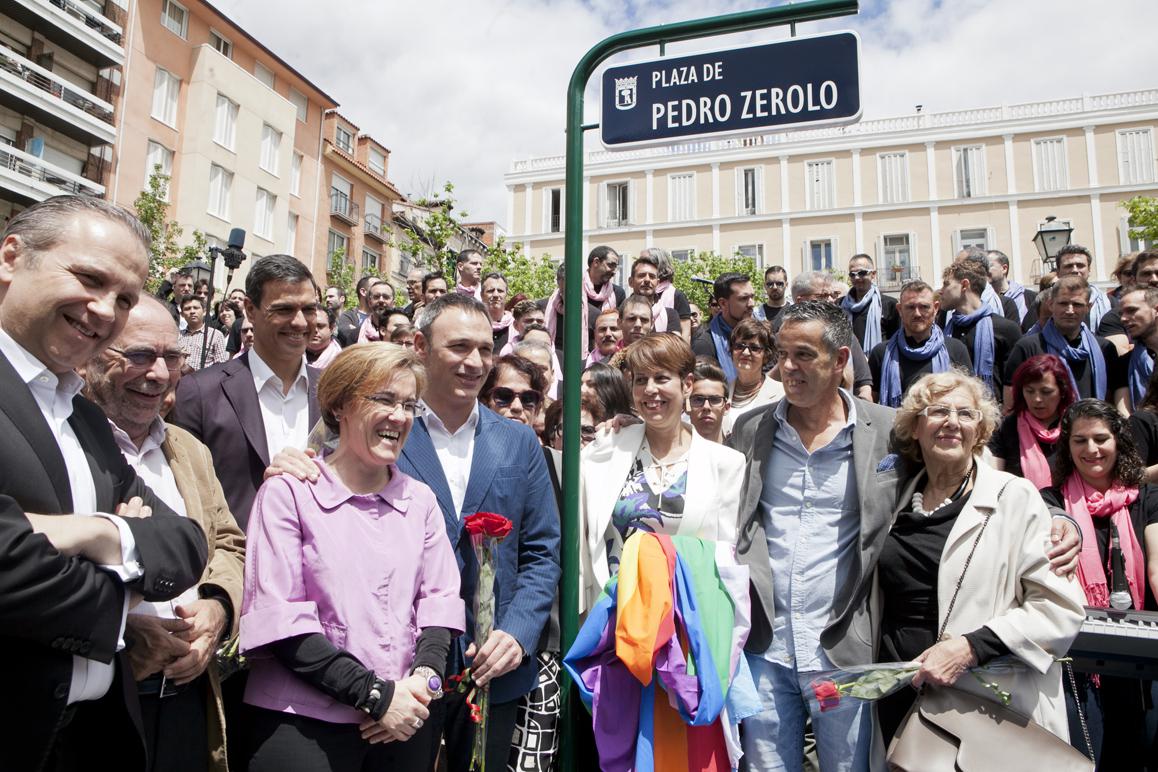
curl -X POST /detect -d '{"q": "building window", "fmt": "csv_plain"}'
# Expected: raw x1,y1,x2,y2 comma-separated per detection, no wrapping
808,238,835,271
150,68,180,126
254,62,275,90
672,248,694,262
144,141,173,200
331,174,353,218
954,145,986,198
260,124,281,176
956,227,990,253
878,152,909,204
255,189,275,240
736,244,765,268
290,152,302,197
213,94,237,150
362,248,380,273
334,125,354,154
209,30,232,59
1118,128,1156,185
284,89,308,123
327,230,349,270
161,0,188,38
546,188,562,232
737,166,761,216
286,212,298,255
805,160,835,210
1033,137,1068,192
208,164,232,220
668,172,695,221
880,233,915,285
398,251,413,278
605,181,630,227
368,147,387,176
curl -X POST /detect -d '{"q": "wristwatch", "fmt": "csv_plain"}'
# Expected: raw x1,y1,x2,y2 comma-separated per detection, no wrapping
412,666,443,700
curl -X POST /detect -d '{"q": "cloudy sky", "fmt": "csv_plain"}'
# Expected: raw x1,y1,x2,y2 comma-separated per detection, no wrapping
212,0,1156,226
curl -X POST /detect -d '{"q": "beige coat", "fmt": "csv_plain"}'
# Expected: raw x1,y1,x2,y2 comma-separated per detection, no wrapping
163,424,247,772
889,461,1086,738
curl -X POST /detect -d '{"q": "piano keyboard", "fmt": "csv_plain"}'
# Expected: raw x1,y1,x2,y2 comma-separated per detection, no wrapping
1068,607,1158,679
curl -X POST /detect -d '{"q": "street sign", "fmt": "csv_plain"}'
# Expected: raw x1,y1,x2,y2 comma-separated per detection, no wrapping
600,31,861,147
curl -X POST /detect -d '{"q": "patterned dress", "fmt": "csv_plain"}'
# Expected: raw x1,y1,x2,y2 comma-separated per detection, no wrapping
606,444,689,576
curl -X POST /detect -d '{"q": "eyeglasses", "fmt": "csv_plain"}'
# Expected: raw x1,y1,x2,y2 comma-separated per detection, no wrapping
849,270,873,279
689,394,726,408
491,387,543,410
920,404,982,424
362,394,420,417
732,342,764,354
108,347,187,370
765,280,786,288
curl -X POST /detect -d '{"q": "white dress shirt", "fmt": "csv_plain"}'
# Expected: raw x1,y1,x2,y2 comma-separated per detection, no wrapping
110,418,199,619
419,400,479,518
0,329,142,703
248,348,311,456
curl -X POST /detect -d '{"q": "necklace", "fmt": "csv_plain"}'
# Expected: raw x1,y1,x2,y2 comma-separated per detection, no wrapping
912,462,975,517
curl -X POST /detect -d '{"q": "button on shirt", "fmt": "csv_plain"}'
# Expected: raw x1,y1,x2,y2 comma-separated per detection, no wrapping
419,400,479,519
249,349,311,456
760,390,860,672
110,417,200,619
0,329,142,703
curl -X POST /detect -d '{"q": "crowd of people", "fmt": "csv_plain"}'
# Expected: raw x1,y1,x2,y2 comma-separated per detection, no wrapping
3,192,1157,772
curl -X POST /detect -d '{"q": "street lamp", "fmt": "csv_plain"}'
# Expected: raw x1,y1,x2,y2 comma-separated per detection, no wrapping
1032,216,1074,273
181,259,212,286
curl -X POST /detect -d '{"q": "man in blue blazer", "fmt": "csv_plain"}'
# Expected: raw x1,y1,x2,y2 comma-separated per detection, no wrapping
399,293,560,772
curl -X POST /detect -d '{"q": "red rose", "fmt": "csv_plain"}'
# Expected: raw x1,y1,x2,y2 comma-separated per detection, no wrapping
810,679,841,712
464,511,513,539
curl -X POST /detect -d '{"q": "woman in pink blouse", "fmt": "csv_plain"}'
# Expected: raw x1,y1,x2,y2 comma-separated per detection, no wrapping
240,344,465,771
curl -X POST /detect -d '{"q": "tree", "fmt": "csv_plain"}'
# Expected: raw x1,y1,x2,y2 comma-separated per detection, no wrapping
133,165,208,294
1123,195,1158,245
395,181,471,278
671,250,762,310
324,248,359,310
484,237,557,300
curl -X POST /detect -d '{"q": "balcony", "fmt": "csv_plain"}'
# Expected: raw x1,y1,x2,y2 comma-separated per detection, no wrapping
0,142,105,204
3,0,125,67
330,189,359,225
363,212,387,241
0,45,115,145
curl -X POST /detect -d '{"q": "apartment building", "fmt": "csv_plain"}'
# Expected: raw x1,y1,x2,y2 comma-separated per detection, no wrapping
109,0,337,288
318,110,405,283
506,88,1158,288
0,0,125,219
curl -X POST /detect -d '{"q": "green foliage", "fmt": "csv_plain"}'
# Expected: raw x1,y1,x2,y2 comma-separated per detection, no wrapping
672,250,761,310
324,248,359,310
485,237,557,300
133,166,208,293
1123,196,1158,245
395,181,469,278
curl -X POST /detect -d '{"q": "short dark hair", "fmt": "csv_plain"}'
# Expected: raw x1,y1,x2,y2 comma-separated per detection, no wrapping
512,300,541,320
1055,274,1091,302
630,254,659,278
619,294,653,320
1134,250,1158,275
898,279,934,299
318,305,338,329
245,254,317,308
481,271,507,287
692,359,728,386
415,291,488,338
354,275,375,296
988,250,1010,269
480,354,546,403
1057,244,1092,266
778,300,852,356
587,245,618,267
848,253,874,267
944,257,989,296
764,265,787,279
713,272,750,301
326,285,347,299
729,318,774,357
178,294,203,311
421,272,447,294
456,249,483,264
1053,399,1144,487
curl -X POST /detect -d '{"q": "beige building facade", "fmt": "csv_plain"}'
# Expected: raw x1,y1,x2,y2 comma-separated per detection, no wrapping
506,88,1158,289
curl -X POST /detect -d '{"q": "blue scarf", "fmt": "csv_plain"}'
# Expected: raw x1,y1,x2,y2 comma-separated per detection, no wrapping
945,305,997,392
1004,281,1028,322
1041,319,1106,400
981,284,1004,316
1089,285,1111,330
878,327,950,408
709,313,737,382
1128,344,1154,409
841,284,882,352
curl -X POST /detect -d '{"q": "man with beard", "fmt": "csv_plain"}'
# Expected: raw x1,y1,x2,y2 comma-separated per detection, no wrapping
628,255,680,333
585,308,622,367
691,272,755,380
357,279,394,343
754,265,790,325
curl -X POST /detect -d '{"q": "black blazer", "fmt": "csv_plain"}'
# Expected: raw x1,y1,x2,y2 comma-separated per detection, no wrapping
168,351,320,529
335,307,363,348
0,351,208,771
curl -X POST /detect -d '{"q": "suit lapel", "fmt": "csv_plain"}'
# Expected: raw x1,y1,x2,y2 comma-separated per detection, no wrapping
0,351,70,511
402,418,457,536
737,408,777,551
221,354,271,466
460,409,501,518
162,433,203,529
68,406,114,512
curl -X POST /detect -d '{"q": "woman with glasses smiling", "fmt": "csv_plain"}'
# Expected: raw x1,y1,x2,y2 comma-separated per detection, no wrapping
875,371,1085,748
722,318,784,437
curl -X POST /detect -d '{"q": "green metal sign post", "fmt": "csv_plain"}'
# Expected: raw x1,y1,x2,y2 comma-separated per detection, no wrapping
558,2,858,769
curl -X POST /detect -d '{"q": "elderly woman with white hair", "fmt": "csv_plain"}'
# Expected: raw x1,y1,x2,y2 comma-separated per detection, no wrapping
874,371,1086,755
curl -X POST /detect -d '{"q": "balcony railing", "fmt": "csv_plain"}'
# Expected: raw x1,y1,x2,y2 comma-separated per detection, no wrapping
363,212,386,240
0,46,115,127
330,189,359,225
0,142,105,199
42,0,123,45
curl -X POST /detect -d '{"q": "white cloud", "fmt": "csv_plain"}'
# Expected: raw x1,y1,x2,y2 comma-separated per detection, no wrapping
211,0,1156,225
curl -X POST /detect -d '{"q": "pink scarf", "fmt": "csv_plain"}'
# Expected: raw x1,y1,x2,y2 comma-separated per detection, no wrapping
500,333,520,357
1016,412,1059,489
585,348,604,368
545,289,572,348
491,311,514,333
456,282,479,299
1062,473,1144,610
310,339,342,369
356,316,380,343
654,279,677,309
582,271,618,355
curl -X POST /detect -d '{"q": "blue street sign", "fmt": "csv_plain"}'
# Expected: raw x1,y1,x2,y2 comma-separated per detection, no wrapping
600,31,861,147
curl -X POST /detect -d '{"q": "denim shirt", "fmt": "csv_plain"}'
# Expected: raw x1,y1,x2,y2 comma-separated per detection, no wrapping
760,390,861,672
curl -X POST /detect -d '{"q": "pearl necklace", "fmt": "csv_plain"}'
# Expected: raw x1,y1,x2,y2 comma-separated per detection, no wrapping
911,463,975,517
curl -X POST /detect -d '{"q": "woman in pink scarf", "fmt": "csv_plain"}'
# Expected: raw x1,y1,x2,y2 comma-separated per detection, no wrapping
1039,399,1158,768
989,354,1074,489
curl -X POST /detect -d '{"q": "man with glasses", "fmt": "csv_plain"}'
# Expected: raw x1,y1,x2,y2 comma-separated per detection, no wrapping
1003,274,1127,411
753,265,790,325
840,254,899,354
688,360,730,443
85,295,245,772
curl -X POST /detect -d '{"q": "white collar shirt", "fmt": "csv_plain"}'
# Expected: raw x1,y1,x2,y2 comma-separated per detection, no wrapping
420,400,479,519
248,348,311,457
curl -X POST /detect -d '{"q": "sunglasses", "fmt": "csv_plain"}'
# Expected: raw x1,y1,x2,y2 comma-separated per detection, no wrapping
491,387,543,410
765,280,786,288
849,270,873,279
732,342,764,354
689,395,726,408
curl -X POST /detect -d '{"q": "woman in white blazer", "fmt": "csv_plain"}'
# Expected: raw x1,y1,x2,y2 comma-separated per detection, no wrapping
579,333,746,612
875,371,1086,744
